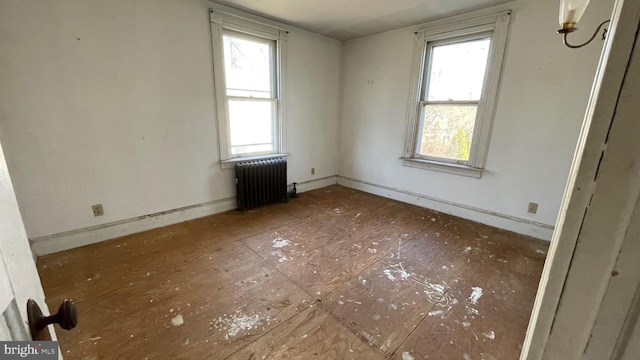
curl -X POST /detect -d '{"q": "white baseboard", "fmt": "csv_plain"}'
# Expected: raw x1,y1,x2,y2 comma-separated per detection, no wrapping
31,176,339,256
289,175,338,194
337,176,554,241
31,197,238,256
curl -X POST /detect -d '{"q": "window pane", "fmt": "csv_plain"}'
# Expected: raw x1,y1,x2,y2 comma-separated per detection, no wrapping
223,34,273,98
228,99,275,155
418,105,477,161
426,38,490,101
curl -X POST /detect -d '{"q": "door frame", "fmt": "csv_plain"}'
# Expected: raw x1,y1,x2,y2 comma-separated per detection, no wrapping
521,0,640,358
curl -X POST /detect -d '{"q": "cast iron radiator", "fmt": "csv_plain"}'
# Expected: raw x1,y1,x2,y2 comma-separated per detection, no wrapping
235,157,287,211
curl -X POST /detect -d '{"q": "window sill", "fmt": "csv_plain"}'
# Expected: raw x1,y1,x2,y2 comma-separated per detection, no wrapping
400,157,483,178
220,153,290,170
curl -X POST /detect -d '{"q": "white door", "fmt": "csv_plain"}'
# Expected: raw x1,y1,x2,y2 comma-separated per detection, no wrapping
0,139,55,341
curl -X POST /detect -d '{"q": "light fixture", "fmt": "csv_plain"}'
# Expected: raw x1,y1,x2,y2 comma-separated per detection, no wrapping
557,0,610,48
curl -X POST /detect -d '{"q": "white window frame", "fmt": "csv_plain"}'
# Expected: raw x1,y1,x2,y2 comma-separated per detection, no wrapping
209,8,288,170
401,11,511,178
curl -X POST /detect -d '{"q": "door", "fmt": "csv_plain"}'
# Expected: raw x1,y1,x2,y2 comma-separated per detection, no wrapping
0,138,56,341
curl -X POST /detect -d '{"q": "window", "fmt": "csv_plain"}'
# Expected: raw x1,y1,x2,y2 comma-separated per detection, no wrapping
402,11,511,178
223,31,276,156
210,9,288,168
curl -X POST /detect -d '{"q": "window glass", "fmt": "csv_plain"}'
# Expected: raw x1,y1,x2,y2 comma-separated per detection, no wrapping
418,105,477,160
425,38,491,102
222,32,277,157
223,33,273,99
228,99,275,155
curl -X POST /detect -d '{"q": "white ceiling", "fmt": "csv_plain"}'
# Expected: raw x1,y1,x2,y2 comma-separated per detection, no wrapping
212,0,511,41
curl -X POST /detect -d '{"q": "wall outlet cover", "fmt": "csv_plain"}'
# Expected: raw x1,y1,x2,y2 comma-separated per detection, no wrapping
92,204,104,217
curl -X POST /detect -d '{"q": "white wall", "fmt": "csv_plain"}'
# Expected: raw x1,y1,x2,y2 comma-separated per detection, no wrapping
0,0,341,242
337,0,614,239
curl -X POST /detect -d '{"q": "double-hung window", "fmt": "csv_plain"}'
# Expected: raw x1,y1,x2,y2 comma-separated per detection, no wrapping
402,11,511,178
210,9,288,168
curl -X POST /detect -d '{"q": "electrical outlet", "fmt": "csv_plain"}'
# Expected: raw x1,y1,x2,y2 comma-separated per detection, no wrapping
311,167,315,175
92,204,104,217
528,202,538,214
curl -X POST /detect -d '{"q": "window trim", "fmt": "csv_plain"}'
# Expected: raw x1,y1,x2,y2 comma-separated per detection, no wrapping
402,11,511,177
209,9,288,169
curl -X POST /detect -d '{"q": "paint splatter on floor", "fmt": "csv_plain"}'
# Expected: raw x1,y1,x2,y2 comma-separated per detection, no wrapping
402,351,415,360
270,250,291,263
469,287,483,304
213,310,270,340
383,269,397,281
483,330,495,340
171,314,184,327
271,238,291,248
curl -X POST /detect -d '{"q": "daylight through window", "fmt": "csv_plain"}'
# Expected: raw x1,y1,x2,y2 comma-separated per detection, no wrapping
402,11,511,177
223,32,277,156
210,10,287,167
418,35,491,162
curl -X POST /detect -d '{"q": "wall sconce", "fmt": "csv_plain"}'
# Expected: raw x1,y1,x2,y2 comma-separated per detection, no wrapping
557,0,610,48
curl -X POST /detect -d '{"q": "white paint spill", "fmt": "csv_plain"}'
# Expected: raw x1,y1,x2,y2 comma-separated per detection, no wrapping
384,263,410,281
398,268,410,280
171,314,184,327
483,330,495,340
383,269,396,281
428,283,445,293
469,287,483,304
373,315,381,321
270,250,291,263
402,351,415,360
271,238,291,248
214,310,267,340
464,246,472,253
428,310,444,317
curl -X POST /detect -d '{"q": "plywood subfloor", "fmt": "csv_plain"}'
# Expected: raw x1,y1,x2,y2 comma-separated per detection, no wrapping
37,185,548,359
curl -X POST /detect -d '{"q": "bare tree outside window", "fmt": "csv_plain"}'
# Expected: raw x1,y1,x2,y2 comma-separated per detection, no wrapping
417,36,490,163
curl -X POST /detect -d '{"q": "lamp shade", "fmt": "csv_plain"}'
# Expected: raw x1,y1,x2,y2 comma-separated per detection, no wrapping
559,0,591,27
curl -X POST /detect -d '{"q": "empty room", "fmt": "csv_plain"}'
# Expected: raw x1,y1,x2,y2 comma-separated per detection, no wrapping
2,0,640,359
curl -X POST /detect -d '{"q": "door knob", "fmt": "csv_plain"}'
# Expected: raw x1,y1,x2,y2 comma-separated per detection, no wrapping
27,299,78,340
